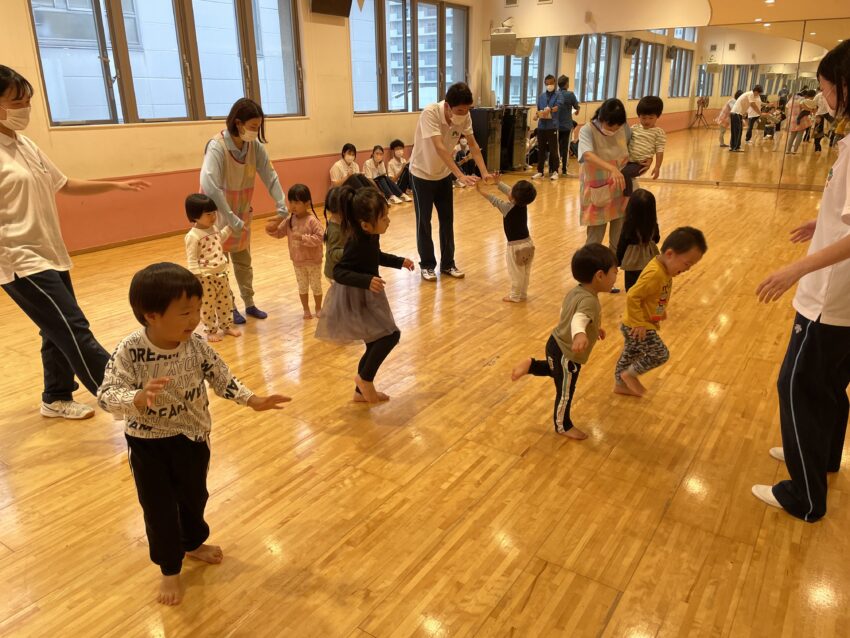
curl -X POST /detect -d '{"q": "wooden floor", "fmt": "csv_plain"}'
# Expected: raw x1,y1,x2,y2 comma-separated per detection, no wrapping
1,177,847,637
645,126,835,188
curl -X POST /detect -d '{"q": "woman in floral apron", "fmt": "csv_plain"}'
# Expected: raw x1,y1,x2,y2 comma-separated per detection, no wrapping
200,98,289,324
576,99,632,261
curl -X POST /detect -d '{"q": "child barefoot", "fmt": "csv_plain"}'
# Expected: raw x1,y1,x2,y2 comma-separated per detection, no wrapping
474,176,537,302
315,186,414,403
616,189,660,291
512,244,618,439
97,263,289,605
323,186,345,286
184,194,240,342
267,184,324,319
614,227,707,397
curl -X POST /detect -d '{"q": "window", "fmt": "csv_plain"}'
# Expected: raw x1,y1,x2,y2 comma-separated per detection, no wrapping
490,36,560,107
737,64,759,92
668,48,693,98
575,34,621,102
350,0,469,113
695,64,714,97
674,27,697,42
720,65,734,96
28,0,304,124
628,41,662,99
649,29,667,36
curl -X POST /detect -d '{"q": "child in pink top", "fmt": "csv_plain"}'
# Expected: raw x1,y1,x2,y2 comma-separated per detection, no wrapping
267,184,325,318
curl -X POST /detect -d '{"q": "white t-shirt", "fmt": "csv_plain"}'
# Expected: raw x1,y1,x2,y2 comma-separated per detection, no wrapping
732,91,761,116
0,133,70,285
387,156,407,179
410,101,474,180
793,135,850,326
363,158,388,179
330,158,359,183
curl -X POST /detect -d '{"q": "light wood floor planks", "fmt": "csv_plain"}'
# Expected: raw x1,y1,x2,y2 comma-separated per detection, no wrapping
0,174,847,637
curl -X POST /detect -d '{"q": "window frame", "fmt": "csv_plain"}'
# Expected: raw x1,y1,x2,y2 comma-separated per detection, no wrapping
490,36,560,108
720,65,735,96
668,47,693,98
27,0,305,126
628,41,662,100
575,33,621,103
695,64,714,97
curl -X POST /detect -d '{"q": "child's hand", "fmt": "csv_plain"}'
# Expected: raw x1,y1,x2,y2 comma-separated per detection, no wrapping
369,277,386,293
134,377,170,410
651,167,660,180
630,326,648,341
248,394,291,411
265,219,281,236
402,258,415,271
598,328,606,340
572,333,589,354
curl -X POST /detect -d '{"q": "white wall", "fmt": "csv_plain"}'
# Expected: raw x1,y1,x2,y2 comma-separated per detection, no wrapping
698,26,828,66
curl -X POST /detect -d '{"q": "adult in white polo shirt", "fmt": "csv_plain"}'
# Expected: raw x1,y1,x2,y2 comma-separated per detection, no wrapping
729,85,762,152
0,66,149,420
410,82,493,281
753,42,850,522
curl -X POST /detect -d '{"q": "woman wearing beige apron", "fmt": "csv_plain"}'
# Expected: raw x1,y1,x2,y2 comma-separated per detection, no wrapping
200,98,288,324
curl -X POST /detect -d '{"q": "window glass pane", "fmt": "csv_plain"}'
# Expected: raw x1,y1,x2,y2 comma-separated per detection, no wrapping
126,0,187,119
386,0,412,111
650,29,667,35
542,36,559,77
508,54,523,105
585,35,598,101
416,2,438,108
491,55,505,105
445,5,466,87
254,0,301,115
192,0,244,117
526,38,540,105
31,0,114,122
350,0,378,112
605,36,620,98
574,37,584,100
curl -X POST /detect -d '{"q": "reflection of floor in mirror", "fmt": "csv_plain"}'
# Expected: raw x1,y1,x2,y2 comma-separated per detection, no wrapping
653,126,835,188
2,180,846,637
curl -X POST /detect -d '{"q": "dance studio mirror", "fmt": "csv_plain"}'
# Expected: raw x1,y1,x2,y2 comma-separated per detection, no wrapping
480,21,841,192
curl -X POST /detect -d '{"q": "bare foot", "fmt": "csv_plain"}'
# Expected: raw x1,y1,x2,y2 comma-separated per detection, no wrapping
620,371,646,397
354,375,380,403
562,426,588,440
353,390,390,402
511,357,532,381
206,332,222,342
186,543,223,564
315,310,322,318
224,327,241,337
158,574,183,606
502,295,522,303
303,311,313,320
613,382,643,397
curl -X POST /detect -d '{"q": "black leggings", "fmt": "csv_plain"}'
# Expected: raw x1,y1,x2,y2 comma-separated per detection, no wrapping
357,330,401,384
374,175,404,198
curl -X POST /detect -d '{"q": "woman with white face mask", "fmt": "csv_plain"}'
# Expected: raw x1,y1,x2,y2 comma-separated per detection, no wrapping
0,65,150,421
201,98,288,325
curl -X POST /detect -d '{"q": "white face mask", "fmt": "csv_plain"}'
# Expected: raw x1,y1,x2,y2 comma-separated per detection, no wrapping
344,154,355,164
596,121,617,137
545,85,555,93
0,106,31,131
394,150,404,159
460,139,468,147
240,128,258,142
451,113,466,126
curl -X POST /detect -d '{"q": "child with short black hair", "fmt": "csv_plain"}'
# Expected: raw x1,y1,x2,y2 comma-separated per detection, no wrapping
614,226,707,397
616,189,660,291
387,139,411,193
512,243,618,439
184,194,239,342
622,96,666,196
315,186,415,403
474,177,537,302
97,262,289,606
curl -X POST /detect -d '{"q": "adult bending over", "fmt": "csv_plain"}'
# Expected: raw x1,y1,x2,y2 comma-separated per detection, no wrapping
0,65,149,420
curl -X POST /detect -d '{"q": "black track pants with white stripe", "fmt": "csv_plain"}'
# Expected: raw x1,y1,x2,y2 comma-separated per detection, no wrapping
2,269,110,403
529,335,582,434
773,313,850,522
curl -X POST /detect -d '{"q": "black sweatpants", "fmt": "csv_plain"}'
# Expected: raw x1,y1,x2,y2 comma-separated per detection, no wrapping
395,164,411,192
745,116,758,142
374,175,404,199
127,434,211,575
2,269,110,403
730,113,744,150
772,314,850,522
558,127,572,173
358,330,401,384
411,173,456,271
621,161,645,196
528,335,581,434
536,128,559,175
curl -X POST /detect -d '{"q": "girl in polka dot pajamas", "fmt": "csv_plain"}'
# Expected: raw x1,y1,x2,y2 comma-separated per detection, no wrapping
184,194,241,342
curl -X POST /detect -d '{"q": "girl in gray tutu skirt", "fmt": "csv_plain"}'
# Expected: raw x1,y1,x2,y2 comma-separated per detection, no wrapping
315,185,414,402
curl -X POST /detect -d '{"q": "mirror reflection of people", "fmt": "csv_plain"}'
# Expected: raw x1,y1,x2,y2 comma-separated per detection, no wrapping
201,98,289,325
716,90,742,147
753,41,850,522
532,74,563,181
556,75,580,176
0,65,151,420
729,85,763,152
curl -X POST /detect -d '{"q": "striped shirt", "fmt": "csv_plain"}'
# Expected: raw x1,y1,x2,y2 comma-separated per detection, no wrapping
628,125,666,162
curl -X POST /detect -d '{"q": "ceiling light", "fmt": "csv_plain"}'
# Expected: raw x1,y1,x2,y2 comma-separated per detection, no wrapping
810,32,816,35
764,0,775,4
764,23,772,27
754,18,762,22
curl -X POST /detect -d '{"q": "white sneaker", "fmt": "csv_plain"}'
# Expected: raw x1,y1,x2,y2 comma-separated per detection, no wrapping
458,181,467,188
389,195,403,204
401,193,412,202
769,447,785,462
550,172,559,181
421,268,437,281
440,266,465,279
531,172,544,180
41,400,95,420
751,484,782,509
